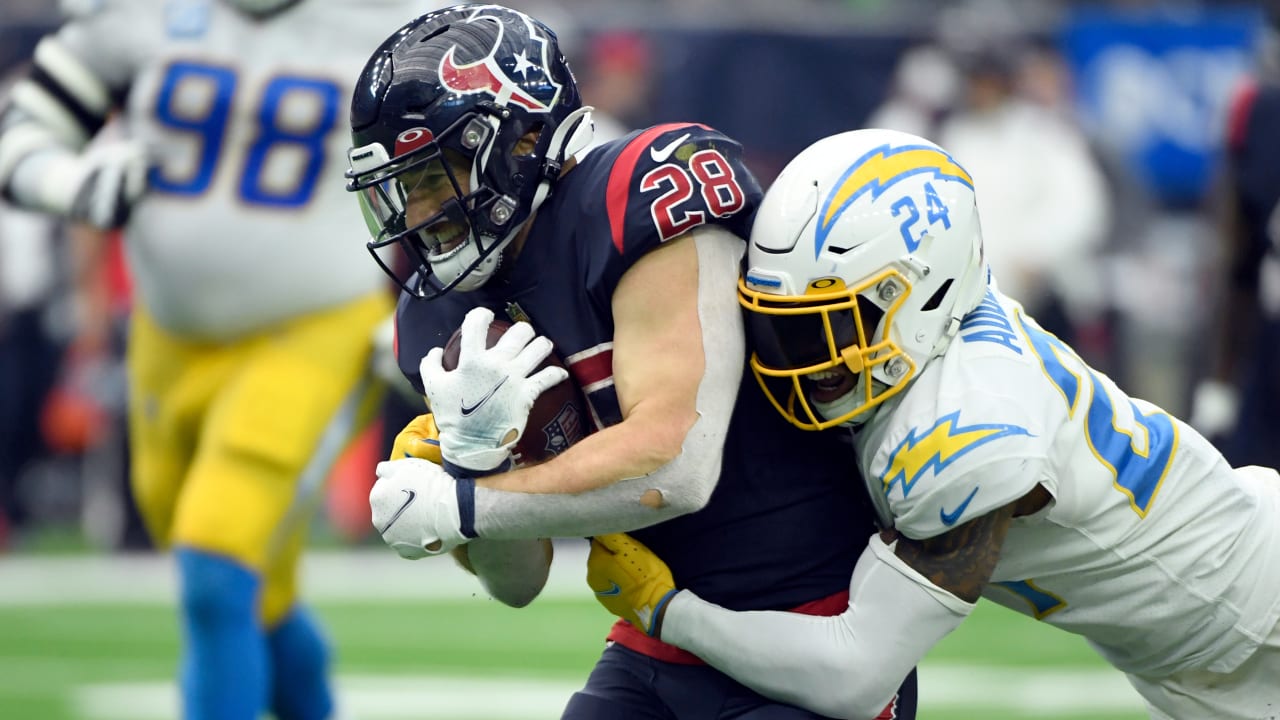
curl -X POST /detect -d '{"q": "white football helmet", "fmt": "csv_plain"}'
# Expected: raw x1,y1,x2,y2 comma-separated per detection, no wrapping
738,128,988,430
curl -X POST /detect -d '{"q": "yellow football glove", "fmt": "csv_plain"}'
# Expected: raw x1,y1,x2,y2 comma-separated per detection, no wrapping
587,533,679,637
389,413,444,464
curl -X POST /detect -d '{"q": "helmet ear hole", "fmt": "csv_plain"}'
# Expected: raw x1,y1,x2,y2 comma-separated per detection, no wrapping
515,124,545,157
920,279,954,312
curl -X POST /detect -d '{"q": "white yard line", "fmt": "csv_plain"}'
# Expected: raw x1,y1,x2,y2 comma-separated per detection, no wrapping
73,667,1147,719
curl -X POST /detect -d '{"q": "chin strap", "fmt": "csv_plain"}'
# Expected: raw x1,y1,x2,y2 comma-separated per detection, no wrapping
561,106,597,160
527,105,595,214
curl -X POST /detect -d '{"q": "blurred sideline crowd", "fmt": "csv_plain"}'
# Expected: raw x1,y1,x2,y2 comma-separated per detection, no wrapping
0,0,1274,552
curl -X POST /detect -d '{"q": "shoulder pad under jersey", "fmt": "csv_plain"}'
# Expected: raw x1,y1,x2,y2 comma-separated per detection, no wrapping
862,356,1051,540
597,122,763,265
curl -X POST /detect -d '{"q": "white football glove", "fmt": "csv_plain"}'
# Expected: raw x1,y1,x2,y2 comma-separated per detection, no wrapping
370,458,468,558
420,306,568,472
66,141,149,230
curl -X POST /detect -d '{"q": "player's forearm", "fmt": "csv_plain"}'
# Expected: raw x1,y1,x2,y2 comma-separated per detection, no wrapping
1,137,84,215
470,329,740,539
478,403,691,495
471,406,722,538
659,535,972,720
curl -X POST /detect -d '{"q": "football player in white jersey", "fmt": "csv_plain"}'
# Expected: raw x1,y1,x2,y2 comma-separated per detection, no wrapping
0,1,436,717
586,128,1280,720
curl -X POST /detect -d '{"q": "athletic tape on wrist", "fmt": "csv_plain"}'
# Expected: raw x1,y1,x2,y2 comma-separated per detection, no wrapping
455,477,478,539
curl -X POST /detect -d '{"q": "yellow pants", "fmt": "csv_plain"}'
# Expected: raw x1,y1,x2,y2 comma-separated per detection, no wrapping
127,292,390,624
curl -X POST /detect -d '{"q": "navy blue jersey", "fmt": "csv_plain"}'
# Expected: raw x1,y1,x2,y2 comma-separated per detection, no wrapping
395,123,873,611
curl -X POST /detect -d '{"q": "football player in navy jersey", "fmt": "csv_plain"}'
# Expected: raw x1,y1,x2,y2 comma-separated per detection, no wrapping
346,5,915,719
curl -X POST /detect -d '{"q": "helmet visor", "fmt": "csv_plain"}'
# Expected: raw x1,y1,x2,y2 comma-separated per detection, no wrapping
356,179,406,247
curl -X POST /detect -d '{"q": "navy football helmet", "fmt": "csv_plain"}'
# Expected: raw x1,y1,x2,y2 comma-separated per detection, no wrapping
346,4,594,298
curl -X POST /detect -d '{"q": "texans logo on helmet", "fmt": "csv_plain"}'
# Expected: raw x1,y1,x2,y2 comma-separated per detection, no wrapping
438,9,562,113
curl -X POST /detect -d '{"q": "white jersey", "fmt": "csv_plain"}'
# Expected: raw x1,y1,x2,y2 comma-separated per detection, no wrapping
55,0,431,338
856,288,1280,677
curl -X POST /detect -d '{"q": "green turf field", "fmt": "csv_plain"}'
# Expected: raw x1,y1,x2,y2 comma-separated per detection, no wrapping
0,549,1149,719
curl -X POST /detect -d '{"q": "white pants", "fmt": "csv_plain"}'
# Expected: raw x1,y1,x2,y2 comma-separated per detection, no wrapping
1127,619,1280,720
1128,465,1280,720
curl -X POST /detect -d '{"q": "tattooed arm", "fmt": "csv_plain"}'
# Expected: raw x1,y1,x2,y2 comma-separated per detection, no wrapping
892,500,1017,602
632,502,1019,719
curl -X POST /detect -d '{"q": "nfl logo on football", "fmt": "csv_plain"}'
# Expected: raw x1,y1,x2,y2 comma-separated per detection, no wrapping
540,402,583,457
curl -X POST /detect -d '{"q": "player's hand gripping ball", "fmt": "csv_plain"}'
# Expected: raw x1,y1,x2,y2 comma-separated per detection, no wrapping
370,457,465,558
433,307,589,468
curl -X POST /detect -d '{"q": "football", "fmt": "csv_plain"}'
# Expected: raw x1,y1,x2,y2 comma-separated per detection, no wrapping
441,317,589,466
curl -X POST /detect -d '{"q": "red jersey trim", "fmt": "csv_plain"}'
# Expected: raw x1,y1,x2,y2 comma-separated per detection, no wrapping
565,344,614,391
605,123,707,254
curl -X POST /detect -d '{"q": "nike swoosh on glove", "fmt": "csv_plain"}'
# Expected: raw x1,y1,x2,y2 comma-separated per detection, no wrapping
370,459,468,558
420,306,568,472
587,533,680,637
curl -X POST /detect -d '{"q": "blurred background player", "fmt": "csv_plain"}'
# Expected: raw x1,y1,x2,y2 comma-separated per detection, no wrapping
349,6,916,718
935,40,1113,349
0,0,438,717
1191,0,1280,471
865,42,960,141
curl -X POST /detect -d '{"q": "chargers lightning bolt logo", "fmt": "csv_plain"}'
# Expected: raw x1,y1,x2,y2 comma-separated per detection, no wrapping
815,144,973,258
879,410,1031,499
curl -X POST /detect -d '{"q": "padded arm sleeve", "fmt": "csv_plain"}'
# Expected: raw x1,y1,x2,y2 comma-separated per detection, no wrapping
0,35,116,206
472,226,744,538
661,534,974,720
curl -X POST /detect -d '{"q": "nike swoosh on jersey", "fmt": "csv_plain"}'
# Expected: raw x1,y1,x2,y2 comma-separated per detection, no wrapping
460,377,508,416
649,133,691,163
939,486,980,527
594,582,622,597
379,489,417,534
